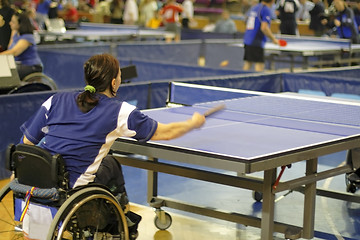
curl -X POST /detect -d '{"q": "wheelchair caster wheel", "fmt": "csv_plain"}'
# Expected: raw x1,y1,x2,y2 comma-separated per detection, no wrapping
252,191,263,202
347,183,357,193
154,211,172,230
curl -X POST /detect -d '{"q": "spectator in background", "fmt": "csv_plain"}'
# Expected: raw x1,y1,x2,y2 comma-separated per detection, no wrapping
0,12,43,79
36,0,51,29
110,0,124,24
322,0,359,43
77,0,93,13
309,0,326,36
353,0,360,33
214,9,237,34
139,0,157,27
63,2,79,25
296,0,313,21
159,0,183,41
0,0,14,51
243,0,279,71
276,0,300,35
123,0,138,25
95,0,111,22
181,0,194,28
48,0,60,19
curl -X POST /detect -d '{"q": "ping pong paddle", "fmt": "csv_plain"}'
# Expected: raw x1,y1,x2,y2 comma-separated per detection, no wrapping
279,39,287,47
203,104,226,117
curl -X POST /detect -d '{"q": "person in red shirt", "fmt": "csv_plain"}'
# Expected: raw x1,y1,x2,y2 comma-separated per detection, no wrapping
159,0,183,41
63,2,79,27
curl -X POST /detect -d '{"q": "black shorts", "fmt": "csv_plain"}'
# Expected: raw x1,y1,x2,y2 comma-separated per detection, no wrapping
243,44,264,63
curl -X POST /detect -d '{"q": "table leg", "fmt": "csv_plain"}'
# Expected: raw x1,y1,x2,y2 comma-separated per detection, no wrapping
302,56,308,70
261,168,277,240
147,157,158,203
303,158,317,239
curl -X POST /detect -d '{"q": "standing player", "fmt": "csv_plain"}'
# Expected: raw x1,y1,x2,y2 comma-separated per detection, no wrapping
332,0,359,43
243,0,279,72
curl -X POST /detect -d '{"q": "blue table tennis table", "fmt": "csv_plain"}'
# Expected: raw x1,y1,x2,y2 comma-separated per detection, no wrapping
38,22,175,42
232,36,360,72
111,82,360,239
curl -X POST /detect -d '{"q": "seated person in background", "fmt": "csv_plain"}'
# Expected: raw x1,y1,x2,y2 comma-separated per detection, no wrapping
214,10,237,34
19,53,206,238
0,11,43,80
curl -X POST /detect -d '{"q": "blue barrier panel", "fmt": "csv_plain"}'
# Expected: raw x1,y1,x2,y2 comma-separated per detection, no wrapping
181,29,244,40
0,91,55,178
117,83,150,109
128,59,245,82
187,73,282,93
204,42,245,70
38,48,246,90
116,41,201,65
38,42,111,55
302,67,360,79
282,73,360,96
38,51,91,89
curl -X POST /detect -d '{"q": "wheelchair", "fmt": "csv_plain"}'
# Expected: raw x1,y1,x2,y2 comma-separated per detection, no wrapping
345,148,360,193
8,72,58,94
0,144,129,240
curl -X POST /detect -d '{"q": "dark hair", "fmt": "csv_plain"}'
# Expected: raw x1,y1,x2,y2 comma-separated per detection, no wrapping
76,53,120,113
15,12,35,35
0,0,10,7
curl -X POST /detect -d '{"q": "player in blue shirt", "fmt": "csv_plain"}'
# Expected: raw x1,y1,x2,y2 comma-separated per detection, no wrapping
0,12,43,79
19,53,205,239
324,0,360,43
243,0,279,72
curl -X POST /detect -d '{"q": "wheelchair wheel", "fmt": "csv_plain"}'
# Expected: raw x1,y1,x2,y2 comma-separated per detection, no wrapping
0,181,23,239
47,186,129,240
345,173,357,193
252,191,263,202
22,72,57,90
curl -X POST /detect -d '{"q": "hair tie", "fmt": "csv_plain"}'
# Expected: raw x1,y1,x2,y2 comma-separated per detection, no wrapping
84,85,96,93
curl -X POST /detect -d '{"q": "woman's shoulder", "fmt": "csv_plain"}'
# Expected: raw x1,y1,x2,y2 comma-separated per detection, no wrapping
19,33,36,42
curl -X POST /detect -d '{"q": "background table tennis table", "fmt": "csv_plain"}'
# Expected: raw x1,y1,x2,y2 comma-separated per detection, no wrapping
232,36,360,72
38,22,175,42
111,82,360,239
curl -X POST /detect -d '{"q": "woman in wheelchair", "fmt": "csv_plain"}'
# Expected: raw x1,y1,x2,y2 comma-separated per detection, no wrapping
0,11,43,80
19,53,206,239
